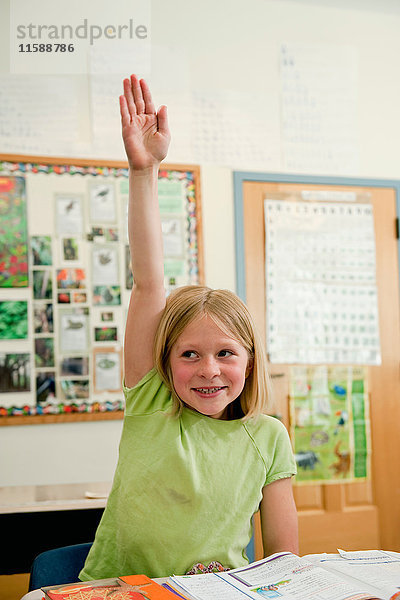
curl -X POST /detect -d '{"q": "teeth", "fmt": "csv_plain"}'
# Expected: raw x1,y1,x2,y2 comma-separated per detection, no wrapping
196,387,222,394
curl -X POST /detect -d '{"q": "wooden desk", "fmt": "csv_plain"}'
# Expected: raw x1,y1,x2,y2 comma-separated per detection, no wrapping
0,482,111,575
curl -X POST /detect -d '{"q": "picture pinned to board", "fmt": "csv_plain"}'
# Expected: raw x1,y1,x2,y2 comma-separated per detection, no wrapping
89,181,116,224
0,352,31,393
33,302,53,334
93,347,122,393
61,238,79,262
31,235,52,266
34,337,55,368
58,307,90,355
60,356,89,377
55,194,84,236
0,175,29,288
0,300,28,339
0,156,202,422
94,326,118,342
32,270,53,300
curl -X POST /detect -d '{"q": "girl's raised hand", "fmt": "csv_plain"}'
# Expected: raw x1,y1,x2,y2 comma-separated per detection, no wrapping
119,74,170,170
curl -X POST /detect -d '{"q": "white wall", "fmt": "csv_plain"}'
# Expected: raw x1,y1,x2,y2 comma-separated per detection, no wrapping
1,0,400,486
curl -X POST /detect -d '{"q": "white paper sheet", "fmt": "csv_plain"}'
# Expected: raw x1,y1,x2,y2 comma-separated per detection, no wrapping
264,199,381,364
280,43,359,175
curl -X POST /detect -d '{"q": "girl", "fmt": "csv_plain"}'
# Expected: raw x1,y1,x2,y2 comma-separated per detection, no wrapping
80,75,298,581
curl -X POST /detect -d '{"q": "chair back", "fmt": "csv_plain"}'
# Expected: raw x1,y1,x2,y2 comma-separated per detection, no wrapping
29,542,93,591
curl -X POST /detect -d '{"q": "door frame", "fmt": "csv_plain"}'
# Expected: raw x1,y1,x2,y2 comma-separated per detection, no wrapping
233,171,400,302
233,171,400,557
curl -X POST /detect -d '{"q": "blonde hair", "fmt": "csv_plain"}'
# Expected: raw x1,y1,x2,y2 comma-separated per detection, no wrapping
154,286,271,420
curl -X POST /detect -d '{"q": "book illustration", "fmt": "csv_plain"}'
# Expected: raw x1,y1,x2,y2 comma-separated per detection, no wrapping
251,579,291,598
43,575,176,600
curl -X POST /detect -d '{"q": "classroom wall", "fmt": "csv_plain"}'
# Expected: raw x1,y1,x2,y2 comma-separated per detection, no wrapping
1,0,400,486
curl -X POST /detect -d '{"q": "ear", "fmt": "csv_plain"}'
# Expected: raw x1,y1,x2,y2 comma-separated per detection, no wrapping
245,357,254,378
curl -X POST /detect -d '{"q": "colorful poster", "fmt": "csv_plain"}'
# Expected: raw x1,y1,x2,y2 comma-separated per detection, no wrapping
0,176,29,287
290,365,370,483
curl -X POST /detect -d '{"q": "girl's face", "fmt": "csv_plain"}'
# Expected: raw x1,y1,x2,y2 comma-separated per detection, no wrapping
169,314,252,419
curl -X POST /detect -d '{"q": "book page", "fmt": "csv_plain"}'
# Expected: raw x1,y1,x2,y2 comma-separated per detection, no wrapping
217,553,382,600
305,552,400,600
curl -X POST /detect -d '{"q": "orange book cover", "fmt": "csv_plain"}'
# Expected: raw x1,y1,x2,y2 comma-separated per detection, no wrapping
42,575,178,600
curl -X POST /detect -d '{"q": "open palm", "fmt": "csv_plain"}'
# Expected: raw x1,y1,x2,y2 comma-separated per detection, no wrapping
120,75,170,170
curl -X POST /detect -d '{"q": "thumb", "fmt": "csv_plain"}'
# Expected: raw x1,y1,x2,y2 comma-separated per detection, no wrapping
157,105,170,136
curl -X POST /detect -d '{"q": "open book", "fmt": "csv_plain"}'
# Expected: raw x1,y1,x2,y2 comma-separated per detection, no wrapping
169,550,400,600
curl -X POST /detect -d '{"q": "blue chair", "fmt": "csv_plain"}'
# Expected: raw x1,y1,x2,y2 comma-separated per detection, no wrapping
29,542,93,591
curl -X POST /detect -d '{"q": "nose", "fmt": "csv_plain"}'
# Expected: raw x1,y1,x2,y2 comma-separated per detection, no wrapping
198,355,221,379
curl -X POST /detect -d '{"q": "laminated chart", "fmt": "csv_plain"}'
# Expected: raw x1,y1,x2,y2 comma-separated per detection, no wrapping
264,199,381,365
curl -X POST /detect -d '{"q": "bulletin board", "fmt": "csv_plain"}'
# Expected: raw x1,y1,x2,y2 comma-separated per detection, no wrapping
0,154,203,426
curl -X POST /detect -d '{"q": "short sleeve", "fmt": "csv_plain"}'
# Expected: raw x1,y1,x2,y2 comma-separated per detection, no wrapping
264,418,297,485
122,368,172,416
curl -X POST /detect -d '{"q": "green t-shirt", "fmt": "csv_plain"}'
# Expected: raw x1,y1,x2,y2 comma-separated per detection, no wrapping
80,369,296,580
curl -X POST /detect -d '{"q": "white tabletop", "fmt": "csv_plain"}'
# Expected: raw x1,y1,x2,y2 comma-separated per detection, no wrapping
0,482,111,514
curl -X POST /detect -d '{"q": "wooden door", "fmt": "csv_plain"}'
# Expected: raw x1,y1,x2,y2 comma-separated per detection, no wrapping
241,180,400,556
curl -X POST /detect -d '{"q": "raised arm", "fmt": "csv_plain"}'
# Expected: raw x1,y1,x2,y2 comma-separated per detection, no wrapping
120,75,171,387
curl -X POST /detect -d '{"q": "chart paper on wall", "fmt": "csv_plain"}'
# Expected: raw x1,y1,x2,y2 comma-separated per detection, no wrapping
264,199,381,365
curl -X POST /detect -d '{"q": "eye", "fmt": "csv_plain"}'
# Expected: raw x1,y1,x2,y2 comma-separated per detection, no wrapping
218,349,234,357
181,350,197,358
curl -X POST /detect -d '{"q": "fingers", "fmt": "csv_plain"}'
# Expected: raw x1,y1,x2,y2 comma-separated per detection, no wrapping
119,95,130,126
140,79,156,114
123,77,136,118
130,74,146,114
157,105,170,137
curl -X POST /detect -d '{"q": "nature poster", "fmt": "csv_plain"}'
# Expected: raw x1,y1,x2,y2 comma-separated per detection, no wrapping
31,235,52,266
94,326,117,342
92,285,121,306
32,270,53,299
34,337,55,368
60,356,89,377
33,302,53,333
290,365,370,483
56,268,86,289
62,238,79,261
0,300,28,339
0,353,30,393
36,371,56,404
0,176,29,287
60,379,89,401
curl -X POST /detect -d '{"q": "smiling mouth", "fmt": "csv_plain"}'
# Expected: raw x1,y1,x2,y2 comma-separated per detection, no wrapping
193,387,226,395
